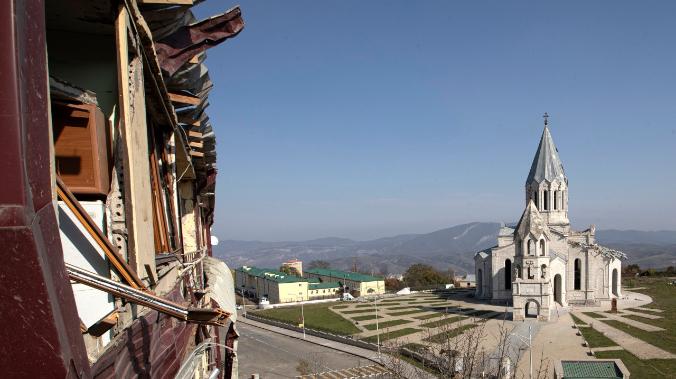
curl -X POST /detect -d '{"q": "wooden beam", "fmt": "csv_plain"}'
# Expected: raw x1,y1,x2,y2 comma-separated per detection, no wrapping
188,131,203,138
189,141,203,149
168,92,200,106
190,150,204,158
116,5,156,278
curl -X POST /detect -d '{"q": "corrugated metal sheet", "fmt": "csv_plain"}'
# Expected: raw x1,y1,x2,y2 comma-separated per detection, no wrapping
561,361,623,378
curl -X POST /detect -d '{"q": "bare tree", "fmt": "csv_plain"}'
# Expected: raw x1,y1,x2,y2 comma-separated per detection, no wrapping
377,308,547,379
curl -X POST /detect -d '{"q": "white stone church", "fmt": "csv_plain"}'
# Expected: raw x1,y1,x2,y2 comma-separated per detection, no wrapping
474,116,625,321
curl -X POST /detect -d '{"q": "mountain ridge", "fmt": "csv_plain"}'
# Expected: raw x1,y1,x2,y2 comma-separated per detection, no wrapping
213,223,676,274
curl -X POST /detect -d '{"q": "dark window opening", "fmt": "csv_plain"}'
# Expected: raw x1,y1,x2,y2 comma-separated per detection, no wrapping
540,239,546,256
505,259,512,290
574,259,582,290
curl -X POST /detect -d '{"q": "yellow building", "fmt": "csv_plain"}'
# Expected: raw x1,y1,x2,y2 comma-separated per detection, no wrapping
236,266,341,304
304,268,385,297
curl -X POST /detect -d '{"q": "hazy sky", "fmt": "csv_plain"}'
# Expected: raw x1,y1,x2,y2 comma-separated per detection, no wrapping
194,1,676,241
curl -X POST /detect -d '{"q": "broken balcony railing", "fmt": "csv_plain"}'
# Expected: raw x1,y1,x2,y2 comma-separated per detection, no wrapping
66,263,230,327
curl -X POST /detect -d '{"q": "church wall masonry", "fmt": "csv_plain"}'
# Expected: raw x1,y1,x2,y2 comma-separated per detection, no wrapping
474,115,625,321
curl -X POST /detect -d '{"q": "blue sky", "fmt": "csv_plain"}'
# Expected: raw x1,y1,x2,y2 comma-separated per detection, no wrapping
193,1,676,241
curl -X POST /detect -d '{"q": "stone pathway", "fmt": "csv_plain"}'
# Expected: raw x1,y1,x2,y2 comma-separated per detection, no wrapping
635,307,664,313
591,346,624,352
573,312,676,359
600,313,664,332
514,309,591,378
618,309,663,320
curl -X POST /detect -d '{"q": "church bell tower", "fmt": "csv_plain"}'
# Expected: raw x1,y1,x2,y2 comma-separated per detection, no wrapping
525,114,570,230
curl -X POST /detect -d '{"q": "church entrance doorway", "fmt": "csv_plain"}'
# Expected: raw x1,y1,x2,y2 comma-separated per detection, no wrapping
525,300,539,318
554,274,562,305
477,269,483,297
612,269,618,297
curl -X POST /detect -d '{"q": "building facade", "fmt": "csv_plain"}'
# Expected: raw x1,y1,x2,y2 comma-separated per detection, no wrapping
474,118,625,321
236,266,341,304
304,268,386,297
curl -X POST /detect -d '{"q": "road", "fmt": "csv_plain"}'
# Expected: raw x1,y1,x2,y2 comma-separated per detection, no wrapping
236,322,374,378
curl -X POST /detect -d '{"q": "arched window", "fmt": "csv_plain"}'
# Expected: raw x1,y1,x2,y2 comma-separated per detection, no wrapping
540,239,546,256
533,191,539,209
505,259,512,290
553,191,558,210
574,259,582,290
543,190,549,210
515,264,521,279
540,264,547,279
527,240,533,255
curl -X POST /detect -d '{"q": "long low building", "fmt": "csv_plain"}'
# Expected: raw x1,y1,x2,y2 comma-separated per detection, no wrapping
304,268,385,297
235,266,341,304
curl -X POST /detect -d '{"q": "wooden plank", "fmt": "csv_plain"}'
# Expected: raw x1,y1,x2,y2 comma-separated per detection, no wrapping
189,141,203,149
115,5,156,278
189,150,204,157
168,92,200,106
188,131,202,138
56,177,146,290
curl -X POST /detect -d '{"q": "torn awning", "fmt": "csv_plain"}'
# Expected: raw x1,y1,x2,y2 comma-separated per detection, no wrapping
203,256,237,323
155,6,244,76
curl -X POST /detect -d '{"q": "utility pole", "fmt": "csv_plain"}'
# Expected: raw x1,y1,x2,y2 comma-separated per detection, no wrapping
374,295,381,358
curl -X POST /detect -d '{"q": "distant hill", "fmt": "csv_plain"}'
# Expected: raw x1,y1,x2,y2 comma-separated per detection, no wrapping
213,223,676,274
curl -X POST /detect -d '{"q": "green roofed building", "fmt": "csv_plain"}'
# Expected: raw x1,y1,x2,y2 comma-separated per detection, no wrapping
554,359,630,379
235,266,341,304
304,268,385,297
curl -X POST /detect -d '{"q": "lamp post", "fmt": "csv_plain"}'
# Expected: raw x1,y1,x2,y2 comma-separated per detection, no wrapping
299,292,306,339
373,295,381,358
510,324,532,379
241,285,247,317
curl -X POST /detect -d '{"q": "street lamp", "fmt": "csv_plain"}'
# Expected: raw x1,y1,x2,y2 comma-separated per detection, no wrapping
510,324,532,379
299,292,306,339
372,295,381,358
241,285,247,317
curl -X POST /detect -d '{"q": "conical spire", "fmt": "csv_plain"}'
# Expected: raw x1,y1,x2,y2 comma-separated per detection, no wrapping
515,200,550,240
526,122,566,185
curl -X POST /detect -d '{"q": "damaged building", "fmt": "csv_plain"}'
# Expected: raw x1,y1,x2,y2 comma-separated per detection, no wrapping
0,0,244,377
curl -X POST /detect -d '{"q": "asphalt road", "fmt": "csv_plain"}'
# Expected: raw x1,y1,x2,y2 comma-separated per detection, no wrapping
236,322,372,378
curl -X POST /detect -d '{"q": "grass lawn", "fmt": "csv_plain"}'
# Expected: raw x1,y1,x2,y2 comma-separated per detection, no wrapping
423,324,477,343
420,316,464,328
618,277,676,353
352,314,383,321
414,313,445,320
577,327,617,348
598,319,676,354
362,328,421,343
595,350,675,379
570,313,586,325
332,304,349,309
388,309,428,316
382,298,404,303
362,319,411,331
582,312,608,319
253,303,360,335
466,310,494,317
355,304,376,308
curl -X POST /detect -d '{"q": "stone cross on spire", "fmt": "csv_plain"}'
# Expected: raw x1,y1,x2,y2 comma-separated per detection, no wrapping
543,112,549,126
